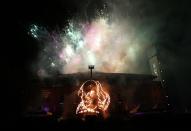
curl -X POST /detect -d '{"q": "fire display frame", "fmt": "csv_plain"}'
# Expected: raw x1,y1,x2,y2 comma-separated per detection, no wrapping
25,72,168,119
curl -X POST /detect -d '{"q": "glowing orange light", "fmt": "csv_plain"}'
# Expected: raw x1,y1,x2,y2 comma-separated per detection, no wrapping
76,80,110,115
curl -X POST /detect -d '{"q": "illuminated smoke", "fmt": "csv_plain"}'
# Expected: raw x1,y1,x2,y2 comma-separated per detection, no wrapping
28,1,158,77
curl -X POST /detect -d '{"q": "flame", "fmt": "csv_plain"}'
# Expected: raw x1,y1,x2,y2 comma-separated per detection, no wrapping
76,80,110,115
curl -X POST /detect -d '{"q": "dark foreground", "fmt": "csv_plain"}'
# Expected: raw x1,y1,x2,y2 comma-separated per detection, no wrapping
5,112,191,129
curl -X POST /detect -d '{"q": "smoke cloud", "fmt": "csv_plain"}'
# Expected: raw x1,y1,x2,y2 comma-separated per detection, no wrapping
28,0,162,77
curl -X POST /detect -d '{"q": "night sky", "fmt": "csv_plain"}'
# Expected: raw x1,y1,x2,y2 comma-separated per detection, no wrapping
3,0,191,123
